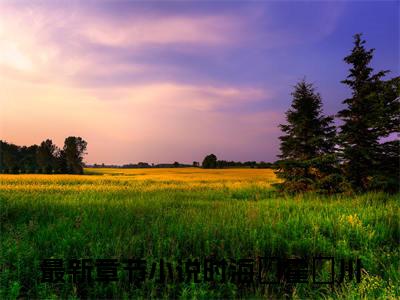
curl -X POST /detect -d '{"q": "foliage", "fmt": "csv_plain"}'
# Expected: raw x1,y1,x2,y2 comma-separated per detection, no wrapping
201,155,273,169
63,137,87,174
276,79,338,193
276,34,399,194
0,137,87,174
36,139,57,174
202,153,217,168
338,33,399,192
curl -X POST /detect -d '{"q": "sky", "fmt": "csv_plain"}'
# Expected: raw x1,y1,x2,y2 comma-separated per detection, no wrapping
0,0,398,164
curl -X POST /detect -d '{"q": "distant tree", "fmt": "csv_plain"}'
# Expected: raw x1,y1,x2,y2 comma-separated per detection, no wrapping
137,162,150,168
20,145,39,173
36,139,57,173
1,138,89,175
235,161,243,167
0,141,20,173
276,79,338,192
55,149,68,174
0,141,4,173
337,33,399,191
216,160,227,168
173,161,180,167
258,161,272,169
244,161,257,168
202,154,217,169
192,161,199,167
63,136,87,174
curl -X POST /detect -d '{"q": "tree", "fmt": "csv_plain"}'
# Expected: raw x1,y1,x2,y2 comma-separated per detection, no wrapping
337,33,397,191
374,76,400,136
202,154,217,169
1,138,89,175
173,161,180,167
192,161,199,167
55,149,68,174
370,76,400,192
36,139,57,173
0,141,20,173
137,162,150,168
276,79,338,192
244,161,257,168
20,145,39,173
63,136,87,174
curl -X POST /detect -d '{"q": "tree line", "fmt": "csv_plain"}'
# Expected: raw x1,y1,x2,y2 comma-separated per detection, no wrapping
89,162,193,168
89,160,273,169
275,33,399,194
0,136,87,174
201,154,273,169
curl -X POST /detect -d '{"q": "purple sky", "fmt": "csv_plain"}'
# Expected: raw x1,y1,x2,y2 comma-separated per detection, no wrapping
0,1,398,164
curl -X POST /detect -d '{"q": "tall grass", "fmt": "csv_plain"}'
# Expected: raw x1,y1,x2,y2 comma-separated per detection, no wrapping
0,168,398,298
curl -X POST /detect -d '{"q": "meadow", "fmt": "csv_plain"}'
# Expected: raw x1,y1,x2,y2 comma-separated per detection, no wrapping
0,168,398,299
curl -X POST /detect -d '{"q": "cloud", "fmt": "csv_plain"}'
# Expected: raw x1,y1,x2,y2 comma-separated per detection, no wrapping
0,1,344,90
109,83,271,112
0,1,345,163
0,73,278,163
81,15,240,48
0,2,247,86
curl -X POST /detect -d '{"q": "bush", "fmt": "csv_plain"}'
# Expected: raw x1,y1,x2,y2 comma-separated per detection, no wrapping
315,173,352,194
274,178,315,194
368,175,400,194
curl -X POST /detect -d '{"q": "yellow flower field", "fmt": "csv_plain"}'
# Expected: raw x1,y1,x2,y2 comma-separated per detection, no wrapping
0,168,279,192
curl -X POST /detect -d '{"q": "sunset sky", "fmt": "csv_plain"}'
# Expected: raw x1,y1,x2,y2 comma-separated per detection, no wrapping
0,1,398,164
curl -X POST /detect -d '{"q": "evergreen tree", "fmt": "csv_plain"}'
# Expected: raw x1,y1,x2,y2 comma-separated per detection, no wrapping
276,79,338,192
370,76,399,192
374,76,400,136
337,33,397,191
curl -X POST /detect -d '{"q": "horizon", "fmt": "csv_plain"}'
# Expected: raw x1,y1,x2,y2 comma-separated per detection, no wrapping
1,1,399,165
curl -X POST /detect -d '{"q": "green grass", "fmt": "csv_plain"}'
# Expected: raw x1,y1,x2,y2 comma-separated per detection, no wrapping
0,169,399,299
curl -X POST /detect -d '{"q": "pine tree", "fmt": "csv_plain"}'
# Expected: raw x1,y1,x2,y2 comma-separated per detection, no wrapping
276,79,337,192
337,33,393,191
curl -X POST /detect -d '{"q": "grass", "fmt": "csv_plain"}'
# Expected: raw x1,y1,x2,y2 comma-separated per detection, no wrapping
0,168,399,299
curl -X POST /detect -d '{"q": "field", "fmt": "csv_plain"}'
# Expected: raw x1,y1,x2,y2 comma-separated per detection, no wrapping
0,168,399,299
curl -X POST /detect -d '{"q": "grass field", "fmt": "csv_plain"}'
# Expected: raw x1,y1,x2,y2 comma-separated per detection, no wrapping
0,168,399,299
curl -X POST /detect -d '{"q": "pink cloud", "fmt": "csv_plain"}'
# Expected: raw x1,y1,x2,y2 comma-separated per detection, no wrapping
0,77,279,163
81,15,241,48
0,2,291,163
0,2,245,86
